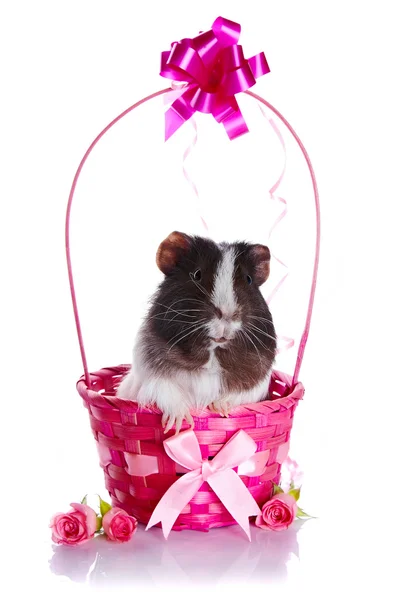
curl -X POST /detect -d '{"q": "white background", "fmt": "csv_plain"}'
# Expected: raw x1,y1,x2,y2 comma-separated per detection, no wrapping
1,1,399,599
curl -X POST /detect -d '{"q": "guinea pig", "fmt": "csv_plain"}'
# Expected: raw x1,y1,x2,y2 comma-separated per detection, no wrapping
117,231,277,433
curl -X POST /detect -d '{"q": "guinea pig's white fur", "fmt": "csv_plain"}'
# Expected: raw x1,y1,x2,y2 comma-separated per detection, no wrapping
117,333,272,430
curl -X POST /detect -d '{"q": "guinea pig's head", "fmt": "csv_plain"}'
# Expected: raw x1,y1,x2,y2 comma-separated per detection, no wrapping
152,231,276,355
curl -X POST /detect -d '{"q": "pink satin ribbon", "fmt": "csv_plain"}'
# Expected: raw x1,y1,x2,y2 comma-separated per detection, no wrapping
146,429,262,539
174,448,271,476
160,16,270,141
122,443,289,478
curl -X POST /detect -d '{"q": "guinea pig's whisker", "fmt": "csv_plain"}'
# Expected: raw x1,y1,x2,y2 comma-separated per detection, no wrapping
175,308,204,311
238,330,251,354
193,328,207,347
153,317,199,324
241,329,263,367
150,310,198,319
170,315,197,323
167,310,203,324
244,327,271,356
246,329,276,359
154,301,191,313
154,301,205,319
165,298,199,308
146,313,197,326
172,317,208,327
238,330,246,345
167,308,204,317
167,323,208,352
245,331,270,354
247,322,276,342
249,318,273,328
249,315,274,325
166,300,209,315
190,279,213,301
154,303,192,318
166,298,208,309
167,319,208,344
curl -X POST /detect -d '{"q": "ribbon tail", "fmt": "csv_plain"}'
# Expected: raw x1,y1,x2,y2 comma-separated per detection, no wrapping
146,470,202,538
257,111,294,354
222,110,249,140
165,106,189,141
208,469,261,541
182,118,209,233
165,90,197,141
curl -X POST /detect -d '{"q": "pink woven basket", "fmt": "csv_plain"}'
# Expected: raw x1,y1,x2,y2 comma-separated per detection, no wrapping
66,89,320,532
77,366,304,530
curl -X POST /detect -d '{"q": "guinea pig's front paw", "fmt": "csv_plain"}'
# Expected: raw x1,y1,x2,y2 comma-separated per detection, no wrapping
208,398,232,418
161,409,194,435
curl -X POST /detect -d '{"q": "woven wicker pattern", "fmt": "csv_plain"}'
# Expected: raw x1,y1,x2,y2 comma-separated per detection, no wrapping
77,366,304,531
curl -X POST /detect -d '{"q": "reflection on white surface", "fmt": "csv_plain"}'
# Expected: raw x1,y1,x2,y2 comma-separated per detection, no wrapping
49,521,306,588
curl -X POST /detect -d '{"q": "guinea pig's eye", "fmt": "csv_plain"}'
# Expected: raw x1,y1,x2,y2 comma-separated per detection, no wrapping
191,269,202,282
246,275,253,285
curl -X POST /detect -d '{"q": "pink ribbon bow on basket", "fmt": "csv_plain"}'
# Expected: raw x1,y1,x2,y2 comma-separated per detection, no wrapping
161,16,270,141
146,429,262,540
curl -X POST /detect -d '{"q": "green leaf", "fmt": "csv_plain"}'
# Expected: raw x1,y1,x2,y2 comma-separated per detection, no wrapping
289,487,301,501
98,495,112,517
80,494,88,505
96,515,103,533
273,484,284,495
297,507,314,519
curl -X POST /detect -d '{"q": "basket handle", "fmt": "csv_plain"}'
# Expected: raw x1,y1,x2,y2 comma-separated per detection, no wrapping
65,88,320,388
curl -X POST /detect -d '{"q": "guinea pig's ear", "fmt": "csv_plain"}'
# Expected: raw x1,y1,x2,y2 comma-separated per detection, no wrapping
249,244,271,286
156,231,191,275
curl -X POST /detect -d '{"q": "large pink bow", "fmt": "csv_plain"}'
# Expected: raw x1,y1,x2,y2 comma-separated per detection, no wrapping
160,16,270,141
146,429,262,540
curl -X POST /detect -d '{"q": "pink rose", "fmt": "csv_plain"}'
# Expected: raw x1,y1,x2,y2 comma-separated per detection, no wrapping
102,508,137,543
50,503,97,546
255,493,297,531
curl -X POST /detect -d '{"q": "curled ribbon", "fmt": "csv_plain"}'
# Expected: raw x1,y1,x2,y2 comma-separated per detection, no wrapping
161,16,270,141
256,109,295,355
146,429,262,539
